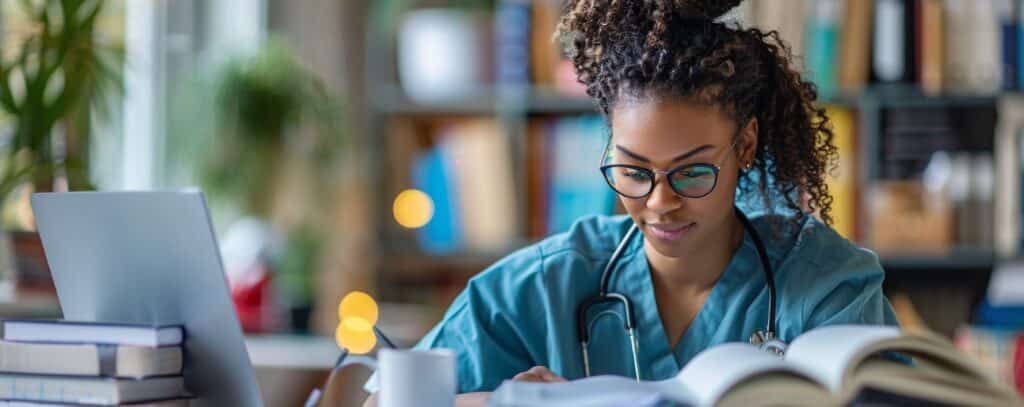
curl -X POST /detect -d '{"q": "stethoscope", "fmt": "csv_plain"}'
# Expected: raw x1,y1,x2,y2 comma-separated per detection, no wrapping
576,206,787,381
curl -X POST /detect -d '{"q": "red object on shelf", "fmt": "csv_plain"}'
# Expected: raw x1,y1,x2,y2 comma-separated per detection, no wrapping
229,261,275,333
1014,335,1024,396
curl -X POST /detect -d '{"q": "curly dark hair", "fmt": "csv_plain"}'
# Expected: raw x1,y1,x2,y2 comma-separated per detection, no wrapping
557,0,837,225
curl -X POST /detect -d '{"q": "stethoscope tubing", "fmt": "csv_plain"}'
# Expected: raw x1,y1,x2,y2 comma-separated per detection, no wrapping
577,207,778,380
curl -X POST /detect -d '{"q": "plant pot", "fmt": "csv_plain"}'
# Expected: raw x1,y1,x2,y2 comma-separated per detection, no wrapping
397,8,492,103
7,231,55,299
288,304,313,333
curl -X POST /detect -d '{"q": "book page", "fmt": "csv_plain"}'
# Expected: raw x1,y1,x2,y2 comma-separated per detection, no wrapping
784,325,902,392
489,375,697,407
676,342,817,405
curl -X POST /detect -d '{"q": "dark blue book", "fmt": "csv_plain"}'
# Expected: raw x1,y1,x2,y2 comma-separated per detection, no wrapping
1001,0,1018,90
495,0,531,85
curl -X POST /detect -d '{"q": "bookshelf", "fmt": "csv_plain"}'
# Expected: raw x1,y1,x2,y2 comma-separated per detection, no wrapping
363,1,1022,307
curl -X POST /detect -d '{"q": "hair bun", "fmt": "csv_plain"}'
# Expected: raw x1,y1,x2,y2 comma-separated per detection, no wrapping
675,0,745,20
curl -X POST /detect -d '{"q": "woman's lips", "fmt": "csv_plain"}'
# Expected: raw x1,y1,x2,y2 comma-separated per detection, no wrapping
646,222,696,241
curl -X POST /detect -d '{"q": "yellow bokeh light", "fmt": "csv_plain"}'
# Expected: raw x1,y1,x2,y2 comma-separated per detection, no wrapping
336,316,377,354
338,291,379,326
342,316,373,332
392,189,434,229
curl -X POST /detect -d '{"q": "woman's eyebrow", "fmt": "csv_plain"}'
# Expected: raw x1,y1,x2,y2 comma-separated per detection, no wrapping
614,144,715,163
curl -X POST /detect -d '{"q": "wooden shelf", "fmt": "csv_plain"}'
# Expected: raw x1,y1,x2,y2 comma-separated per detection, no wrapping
370,84,597,116
379,245,530,284
370,83,1019,118
879,248,995,271
836,84,1001,108
879,248,995,289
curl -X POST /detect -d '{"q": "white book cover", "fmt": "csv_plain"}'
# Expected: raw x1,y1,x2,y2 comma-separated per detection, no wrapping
2,320,183,347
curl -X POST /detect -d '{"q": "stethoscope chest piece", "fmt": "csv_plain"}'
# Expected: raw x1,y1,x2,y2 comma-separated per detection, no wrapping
750,330,788,356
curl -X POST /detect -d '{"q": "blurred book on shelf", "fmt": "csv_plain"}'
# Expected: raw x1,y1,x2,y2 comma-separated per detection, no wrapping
954,326,1024,397
528,0,588,96
918,0,945,94
952,259,1024,396
866,101,997,254
840,0,875,91
806,0,841,98
407,119,518,254
823,106,859,240
496,0,531,87
995,96,1024,257
412,137,463,255
735,0,1019,96
405,115,618,254
868,180,954,254
889,293,931,334
540,116,616,235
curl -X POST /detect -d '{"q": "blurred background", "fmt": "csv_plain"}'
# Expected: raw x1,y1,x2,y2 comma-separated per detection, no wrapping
3,0,1024,404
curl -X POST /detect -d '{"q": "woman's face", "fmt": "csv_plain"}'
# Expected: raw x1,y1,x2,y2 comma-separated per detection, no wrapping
607,99,756,259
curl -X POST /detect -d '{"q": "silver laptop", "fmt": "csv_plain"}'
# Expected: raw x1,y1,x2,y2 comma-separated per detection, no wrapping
31,191,263,407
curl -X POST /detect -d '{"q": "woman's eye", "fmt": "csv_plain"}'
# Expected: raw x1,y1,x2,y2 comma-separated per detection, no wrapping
680,168,713,178
622,170,649,181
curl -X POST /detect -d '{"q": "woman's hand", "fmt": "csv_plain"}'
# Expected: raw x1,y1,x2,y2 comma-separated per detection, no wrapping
511,366,567,383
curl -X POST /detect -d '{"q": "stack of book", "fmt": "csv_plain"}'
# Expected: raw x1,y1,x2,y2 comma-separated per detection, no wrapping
0,320,190,406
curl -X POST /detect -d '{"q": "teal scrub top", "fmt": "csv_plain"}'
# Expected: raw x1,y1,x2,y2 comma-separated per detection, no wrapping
367,213,899,394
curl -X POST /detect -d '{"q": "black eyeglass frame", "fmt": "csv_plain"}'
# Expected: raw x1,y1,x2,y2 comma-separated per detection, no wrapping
599,163,722,199
598,137,741,200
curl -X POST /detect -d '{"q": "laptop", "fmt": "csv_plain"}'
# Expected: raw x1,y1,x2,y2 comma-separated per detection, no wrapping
31,191,263,407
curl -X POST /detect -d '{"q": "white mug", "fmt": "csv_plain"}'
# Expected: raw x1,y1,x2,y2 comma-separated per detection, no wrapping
378,348,457,407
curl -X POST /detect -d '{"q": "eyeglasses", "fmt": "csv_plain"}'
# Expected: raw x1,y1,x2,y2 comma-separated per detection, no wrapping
600,139,739,199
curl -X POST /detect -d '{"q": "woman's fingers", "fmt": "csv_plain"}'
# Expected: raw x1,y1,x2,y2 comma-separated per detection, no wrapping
512,371,541,382
512,366,566,383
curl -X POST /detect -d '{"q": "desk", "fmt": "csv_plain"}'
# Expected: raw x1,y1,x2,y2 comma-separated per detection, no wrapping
246,334,341,369
245,334,371,407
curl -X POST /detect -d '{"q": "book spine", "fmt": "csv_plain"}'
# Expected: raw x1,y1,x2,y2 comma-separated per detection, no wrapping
1002,0,1019,90
1018,0,1024,89
413,147,461,254
0,377,116,405
806,0,840,98
495,0,531,86
875,0,908,82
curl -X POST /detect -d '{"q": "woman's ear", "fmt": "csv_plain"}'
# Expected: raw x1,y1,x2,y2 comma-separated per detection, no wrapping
740,118,759,168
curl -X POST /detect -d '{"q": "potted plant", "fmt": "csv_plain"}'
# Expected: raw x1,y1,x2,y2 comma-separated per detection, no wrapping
0,0,121,199
203,37,344,333
0,0,121,299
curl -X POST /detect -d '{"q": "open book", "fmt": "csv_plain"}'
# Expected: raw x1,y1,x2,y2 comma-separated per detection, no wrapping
489,325,1020,407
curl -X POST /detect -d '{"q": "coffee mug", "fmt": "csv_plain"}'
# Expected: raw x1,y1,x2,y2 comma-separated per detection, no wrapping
377,348,456,407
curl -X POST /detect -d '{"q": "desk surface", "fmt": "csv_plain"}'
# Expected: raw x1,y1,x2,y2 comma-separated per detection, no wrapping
245,334,341,370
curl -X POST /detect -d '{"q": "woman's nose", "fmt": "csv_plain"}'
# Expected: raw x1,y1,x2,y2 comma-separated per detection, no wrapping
645,176,683,214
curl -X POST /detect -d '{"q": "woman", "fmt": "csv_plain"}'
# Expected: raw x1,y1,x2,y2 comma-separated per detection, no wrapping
365,0,897,404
